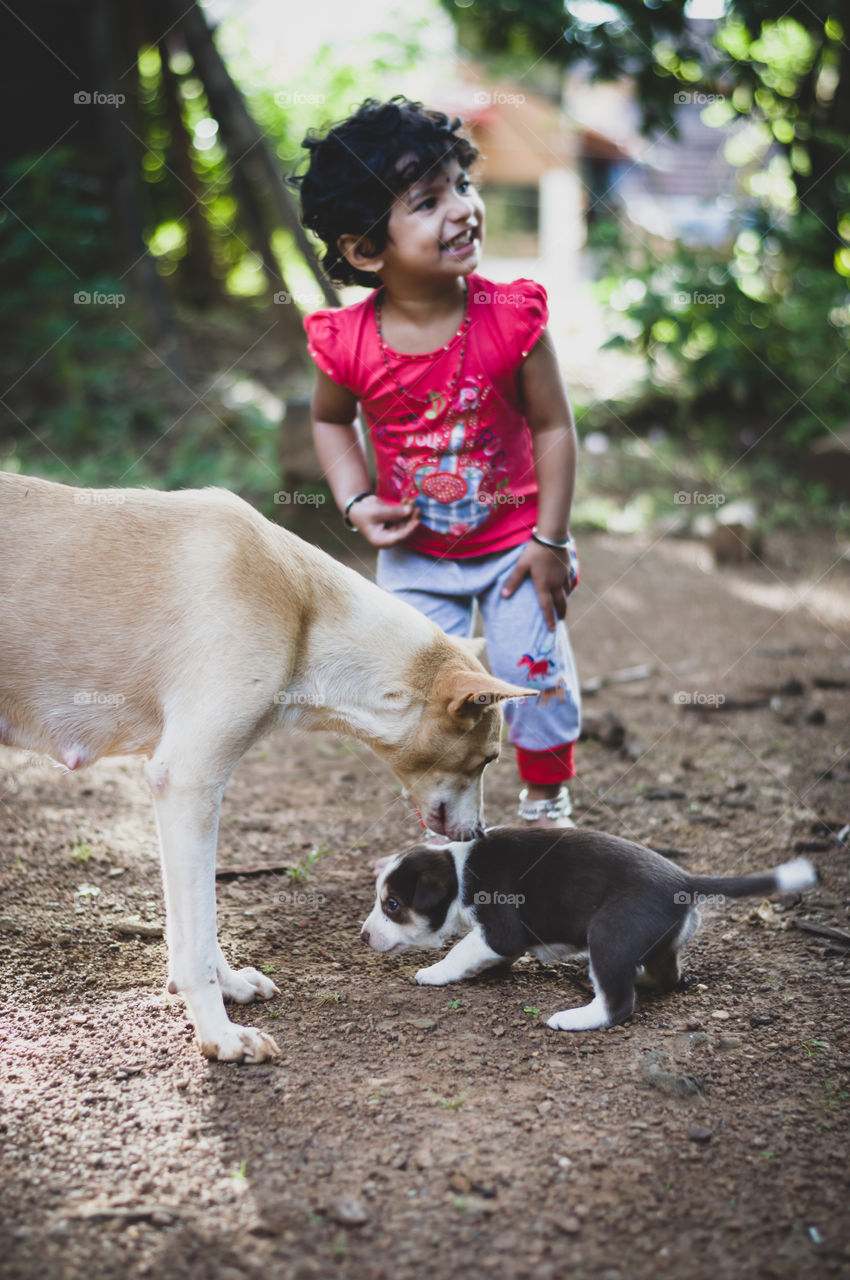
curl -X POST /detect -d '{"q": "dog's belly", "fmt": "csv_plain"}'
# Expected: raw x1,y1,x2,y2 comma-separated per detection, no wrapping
0,706,159,762
0,700,160,771
529,942,585,963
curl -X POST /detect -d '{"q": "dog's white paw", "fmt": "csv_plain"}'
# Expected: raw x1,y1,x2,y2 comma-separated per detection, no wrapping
219,966,279,1004
200,1024,281,1063
547,1004,610,1032
415,965,450,986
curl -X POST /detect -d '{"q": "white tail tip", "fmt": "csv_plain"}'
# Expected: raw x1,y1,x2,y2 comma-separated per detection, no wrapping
775,856,817,894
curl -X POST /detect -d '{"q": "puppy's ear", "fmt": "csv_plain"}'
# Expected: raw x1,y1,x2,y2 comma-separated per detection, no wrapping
436,670,535,717
412,852,457,912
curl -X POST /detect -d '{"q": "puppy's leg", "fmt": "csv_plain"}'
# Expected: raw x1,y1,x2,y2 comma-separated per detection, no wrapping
148,760,279,1063
215,944,280,1004
637,907,696,989
547,932,637,1032
415,927,506,986
636,946,681,991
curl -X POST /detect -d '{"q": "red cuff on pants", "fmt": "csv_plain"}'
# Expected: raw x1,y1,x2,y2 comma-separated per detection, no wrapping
515,741,576,785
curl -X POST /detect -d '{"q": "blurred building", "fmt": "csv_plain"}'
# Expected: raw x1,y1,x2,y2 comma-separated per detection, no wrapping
430,57,747,288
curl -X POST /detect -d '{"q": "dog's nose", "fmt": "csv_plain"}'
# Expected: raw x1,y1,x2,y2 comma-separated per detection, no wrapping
361,929,371,946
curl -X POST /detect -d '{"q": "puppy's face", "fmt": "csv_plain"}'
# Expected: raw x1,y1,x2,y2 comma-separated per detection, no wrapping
362,846,460,953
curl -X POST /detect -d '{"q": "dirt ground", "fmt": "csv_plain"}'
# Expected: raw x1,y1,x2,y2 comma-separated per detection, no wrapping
1,527,849,1280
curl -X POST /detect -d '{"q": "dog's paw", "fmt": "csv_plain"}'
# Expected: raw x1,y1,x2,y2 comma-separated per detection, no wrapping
219,966,279,1004
547,1005,610,1032
415,965,450,986
200,1024,281,1063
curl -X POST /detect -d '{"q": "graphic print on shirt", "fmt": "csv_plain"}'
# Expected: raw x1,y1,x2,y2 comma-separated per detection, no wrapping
409,381,507,538
413,419,487,535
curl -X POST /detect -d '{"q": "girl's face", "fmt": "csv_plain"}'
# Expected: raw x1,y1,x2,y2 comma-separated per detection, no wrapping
381,156,485,284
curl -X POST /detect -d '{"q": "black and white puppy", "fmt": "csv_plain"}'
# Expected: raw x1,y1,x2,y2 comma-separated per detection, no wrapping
361,828,816,1031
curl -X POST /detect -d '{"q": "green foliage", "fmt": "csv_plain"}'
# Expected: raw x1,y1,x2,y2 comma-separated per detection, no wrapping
439,0,702,133
441,1,850,273
0,24,429,491
595,215,850,453
0,150,165,471
0,148,282,496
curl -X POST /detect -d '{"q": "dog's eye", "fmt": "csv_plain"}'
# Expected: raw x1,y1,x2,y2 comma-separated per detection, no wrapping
385,898,399,914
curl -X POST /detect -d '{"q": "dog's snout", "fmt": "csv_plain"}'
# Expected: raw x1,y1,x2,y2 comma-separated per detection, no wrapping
361,929,371,946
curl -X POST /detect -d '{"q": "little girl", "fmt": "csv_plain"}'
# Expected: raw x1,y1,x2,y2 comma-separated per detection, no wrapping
295,96,581,829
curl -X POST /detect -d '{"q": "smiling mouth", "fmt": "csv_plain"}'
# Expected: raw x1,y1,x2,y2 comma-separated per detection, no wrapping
442,227,476,251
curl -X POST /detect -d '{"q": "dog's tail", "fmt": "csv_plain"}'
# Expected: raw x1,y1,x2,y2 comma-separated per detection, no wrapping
685,856,817,901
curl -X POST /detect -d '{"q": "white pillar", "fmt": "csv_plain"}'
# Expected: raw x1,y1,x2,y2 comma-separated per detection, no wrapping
539,166,585,292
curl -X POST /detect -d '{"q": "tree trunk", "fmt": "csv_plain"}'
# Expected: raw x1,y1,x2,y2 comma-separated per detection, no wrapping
174,0,338,310
159,34,223,306
89,0,181,367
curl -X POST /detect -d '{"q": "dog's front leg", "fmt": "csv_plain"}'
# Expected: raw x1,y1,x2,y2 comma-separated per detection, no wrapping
415,927,506,986
149,767,280,1063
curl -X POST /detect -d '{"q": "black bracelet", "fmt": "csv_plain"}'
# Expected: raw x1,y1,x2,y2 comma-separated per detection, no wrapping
531,528,573,550
342,491,374,530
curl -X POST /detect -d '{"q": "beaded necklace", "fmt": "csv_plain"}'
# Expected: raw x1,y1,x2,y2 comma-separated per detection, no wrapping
375,282,471,421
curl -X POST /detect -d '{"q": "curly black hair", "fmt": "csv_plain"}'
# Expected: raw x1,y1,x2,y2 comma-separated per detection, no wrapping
293,96,480,289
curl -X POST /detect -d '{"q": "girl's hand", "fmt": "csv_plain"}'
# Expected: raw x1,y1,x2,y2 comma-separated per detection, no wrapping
501,541,571,630
348,494,420,547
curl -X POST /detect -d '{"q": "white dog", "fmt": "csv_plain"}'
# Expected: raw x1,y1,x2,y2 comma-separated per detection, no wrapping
0,472,528,1062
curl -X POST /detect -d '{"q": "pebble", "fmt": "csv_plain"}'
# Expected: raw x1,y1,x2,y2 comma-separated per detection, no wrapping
326,1196,368,1227
554,1215,582,1235
687,1125,713,1143
711,1010,731,1020
113,918,163,939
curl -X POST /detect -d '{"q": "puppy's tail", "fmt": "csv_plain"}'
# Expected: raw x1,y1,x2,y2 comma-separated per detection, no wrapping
686,856,817,900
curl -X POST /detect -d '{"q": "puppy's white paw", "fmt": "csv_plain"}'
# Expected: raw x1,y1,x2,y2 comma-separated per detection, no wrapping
200,1024,281,1063
415,965,450,986
547,1005,610,1032
219,966,279,1004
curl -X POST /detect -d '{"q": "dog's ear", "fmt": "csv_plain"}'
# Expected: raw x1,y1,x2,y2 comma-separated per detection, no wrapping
437,670,535,717
412,852,457,912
